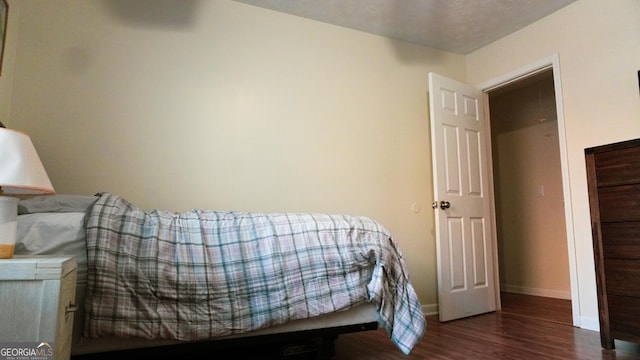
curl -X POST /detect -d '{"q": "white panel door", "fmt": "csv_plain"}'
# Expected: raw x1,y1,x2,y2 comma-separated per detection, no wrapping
428,72,496,322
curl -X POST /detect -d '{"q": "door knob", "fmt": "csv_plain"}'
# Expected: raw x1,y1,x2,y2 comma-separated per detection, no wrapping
432,201,451,210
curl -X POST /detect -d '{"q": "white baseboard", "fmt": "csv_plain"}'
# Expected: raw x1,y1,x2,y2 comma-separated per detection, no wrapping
501,284,571,300
422,303,438,316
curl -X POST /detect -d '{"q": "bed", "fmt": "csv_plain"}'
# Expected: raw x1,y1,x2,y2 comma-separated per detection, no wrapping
14,193,426,359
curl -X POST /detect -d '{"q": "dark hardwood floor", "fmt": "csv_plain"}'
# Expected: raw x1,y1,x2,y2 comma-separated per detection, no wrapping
500,291,573,325
333,293,640,359
72,293,640,359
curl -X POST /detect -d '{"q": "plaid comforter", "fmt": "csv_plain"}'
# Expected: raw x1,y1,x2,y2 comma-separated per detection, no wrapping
83,193,425,354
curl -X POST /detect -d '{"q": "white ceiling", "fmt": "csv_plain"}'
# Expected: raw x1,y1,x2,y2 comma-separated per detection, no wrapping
233,0,577,54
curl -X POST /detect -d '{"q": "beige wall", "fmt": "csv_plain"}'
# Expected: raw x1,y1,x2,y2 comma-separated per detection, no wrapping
467,0,640,328
0,0,20,123
5,0,468,309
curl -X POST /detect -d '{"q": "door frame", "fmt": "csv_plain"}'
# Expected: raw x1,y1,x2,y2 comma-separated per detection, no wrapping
476,53,580,327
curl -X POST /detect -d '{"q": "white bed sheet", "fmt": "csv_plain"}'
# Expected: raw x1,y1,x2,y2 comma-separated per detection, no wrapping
16,212,89,285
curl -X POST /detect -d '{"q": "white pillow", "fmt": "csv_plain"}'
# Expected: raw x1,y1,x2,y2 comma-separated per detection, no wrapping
18,194,98,214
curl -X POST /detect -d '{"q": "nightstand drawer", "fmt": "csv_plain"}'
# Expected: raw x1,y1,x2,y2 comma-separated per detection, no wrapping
0,256,77,360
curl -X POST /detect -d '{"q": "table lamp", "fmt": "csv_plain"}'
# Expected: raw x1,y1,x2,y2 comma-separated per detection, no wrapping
0,126,55,259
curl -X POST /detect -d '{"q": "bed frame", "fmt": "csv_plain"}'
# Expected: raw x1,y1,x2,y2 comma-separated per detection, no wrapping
70,298,379,360
70,282,380,359
71,320,378,360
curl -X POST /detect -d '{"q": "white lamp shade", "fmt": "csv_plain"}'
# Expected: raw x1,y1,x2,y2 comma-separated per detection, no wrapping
0,128,55,194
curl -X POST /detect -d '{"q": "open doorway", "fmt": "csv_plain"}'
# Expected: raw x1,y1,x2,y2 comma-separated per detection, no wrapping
487,69,572,324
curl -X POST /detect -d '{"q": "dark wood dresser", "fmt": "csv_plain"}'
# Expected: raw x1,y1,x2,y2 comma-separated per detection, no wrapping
586,138,640,349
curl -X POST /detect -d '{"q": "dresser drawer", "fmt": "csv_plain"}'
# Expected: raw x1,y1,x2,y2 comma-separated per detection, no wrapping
601,222,640,259
595,146,640,187
604,259,640,297
598,184,640,222
608,294,640,343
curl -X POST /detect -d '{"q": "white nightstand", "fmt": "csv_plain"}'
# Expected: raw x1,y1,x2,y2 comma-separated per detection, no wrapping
0,255,77,360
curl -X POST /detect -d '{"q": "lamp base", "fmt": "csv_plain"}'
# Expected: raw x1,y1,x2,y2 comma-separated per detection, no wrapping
0,244,13,259
0,196,19,259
